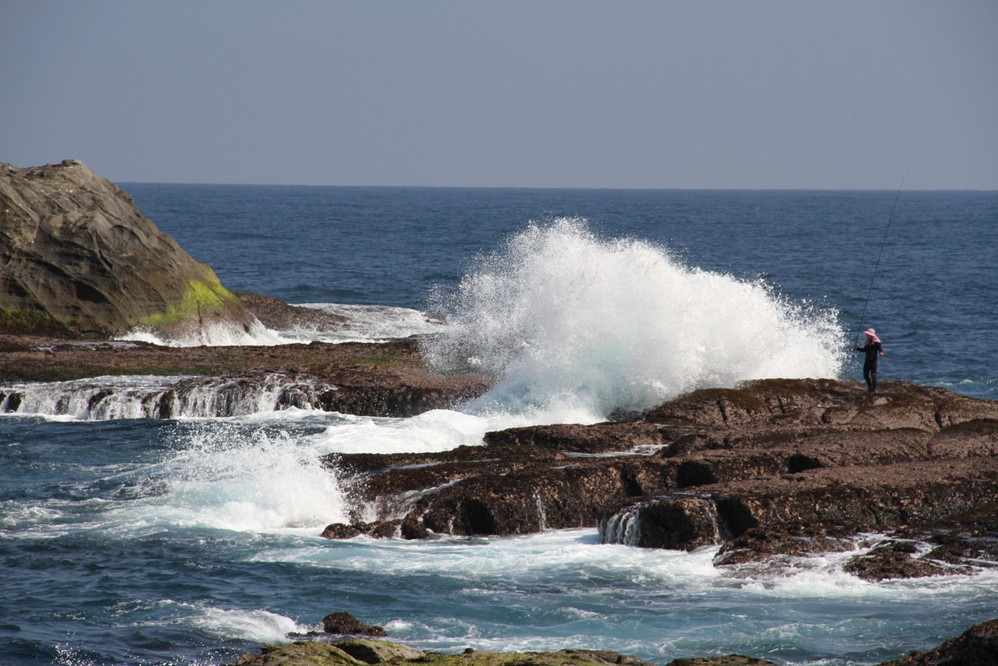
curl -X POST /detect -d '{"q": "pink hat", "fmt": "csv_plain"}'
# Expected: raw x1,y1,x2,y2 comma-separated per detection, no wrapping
863,328,881,343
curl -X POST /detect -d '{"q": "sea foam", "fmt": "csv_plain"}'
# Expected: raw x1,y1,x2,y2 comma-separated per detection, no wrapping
426,218,845,421
109,422,349,533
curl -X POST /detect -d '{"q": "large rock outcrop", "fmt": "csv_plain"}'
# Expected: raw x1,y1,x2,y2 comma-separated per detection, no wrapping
321,379,998,579
0,159,259,341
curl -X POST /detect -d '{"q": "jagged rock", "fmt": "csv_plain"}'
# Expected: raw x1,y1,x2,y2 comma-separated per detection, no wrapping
0,160,260,341
321,379,998,580
598,493,724,550
843,541,958,580
603,458,998,552
335,639,423,663
646,378,998,430
229,640,653,666
322,613,388,637
665,657,778,666
320,523,365,540
712,527,856,566
879,618,998,665
234,291,349,332
231,641,363,666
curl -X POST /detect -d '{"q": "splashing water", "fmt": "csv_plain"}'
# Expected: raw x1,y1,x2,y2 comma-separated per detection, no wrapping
427,218,845,421
115,421,350,533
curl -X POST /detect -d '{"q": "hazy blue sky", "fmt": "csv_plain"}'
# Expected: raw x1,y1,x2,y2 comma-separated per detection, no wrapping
2,1,996,189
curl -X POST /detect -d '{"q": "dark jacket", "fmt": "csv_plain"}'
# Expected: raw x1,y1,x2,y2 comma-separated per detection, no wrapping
857,341,883,368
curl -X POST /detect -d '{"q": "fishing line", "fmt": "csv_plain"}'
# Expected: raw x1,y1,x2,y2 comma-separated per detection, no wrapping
854,156,925,345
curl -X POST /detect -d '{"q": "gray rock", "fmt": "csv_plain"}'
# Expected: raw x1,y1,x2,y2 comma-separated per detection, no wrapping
0,160,258,341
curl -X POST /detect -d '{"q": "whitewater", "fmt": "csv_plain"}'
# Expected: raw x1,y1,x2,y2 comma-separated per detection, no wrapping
2,187,996,665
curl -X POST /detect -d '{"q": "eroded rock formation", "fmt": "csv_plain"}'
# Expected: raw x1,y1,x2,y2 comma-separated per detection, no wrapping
0,160,259,341
0,336,493,418
322,379,998,579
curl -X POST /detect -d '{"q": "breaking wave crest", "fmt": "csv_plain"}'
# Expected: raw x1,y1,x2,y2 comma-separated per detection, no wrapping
426,218,845,421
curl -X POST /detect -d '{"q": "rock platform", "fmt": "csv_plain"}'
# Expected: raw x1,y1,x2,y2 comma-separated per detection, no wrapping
323,378,998,580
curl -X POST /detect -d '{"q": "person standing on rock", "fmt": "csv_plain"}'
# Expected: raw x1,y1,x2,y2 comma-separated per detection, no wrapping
854,328,884,393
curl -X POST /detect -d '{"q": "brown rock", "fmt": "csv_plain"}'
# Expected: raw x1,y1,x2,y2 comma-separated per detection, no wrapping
666,657,778,666
322,612,388,637
322,378,998,583
843,541,957,581
234,291,349,332
484,420,664,454
879,618,998,665
0,335,493,417
0,160,259,341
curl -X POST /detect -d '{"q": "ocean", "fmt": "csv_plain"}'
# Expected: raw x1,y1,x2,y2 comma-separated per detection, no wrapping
1,186,996,665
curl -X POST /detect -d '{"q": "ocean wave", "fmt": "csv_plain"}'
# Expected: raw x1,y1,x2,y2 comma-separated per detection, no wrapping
426,218,846,420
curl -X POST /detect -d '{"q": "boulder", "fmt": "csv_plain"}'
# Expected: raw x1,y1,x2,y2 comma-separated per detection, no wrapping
321,613,388,638
0,160,259,341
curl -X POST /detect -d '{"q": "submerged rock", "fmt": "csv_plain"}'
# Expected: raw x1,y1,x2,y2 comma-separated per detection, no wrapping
0,160,259,341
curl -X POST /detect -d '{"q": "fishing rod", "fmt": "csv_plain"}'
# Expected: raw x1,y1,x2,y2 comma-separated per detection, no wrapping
854,156,924,346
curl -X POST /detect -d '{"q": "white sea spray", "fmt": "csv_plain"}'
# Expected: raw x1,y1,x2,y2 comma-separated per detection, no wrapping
426,218,846,421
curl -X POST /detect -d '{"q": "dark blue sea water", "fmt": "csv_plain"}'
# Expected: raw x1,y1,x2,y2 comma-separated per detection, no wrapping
2,186,996,665
123,185,998,398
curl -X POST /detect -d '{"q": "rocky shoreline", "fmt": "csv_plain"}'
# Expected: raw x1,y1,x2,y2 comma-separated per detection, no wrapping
319,376,998,582
4,331,996,580
0,328,492,418
4,160,996,664
225,615,998,666
3,295,996,665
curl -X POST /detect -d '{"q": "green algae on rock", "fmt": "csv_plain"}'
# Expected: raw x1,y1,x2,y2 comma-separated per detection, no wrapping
0,160,259,341
229,639,655,666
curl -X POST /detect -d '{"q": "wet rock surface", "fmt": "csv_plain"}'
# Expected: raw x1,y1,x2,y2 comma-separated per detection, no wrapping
232,291,350,333
228,619,998,666
231,640,655,666
878,618,998,665
323,378,998,580
0,334,492,418
288,611,389,640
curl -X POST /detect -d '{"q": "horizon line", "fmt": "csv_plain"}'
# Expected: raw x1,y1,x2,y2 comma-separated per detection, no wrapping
115,180,998,193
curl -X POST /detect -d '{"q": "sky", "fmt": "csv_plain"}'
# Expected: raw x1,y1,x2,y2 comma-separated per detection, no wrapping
2,1,996,189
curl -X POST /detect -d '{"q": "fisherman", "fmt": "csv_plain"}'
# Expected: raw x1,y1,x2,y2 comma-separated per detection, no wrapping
854,328,884,394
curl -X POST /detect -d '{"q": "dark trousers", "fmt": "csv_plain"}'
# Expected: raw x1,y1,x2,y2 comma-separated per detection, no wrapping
864,362,878,393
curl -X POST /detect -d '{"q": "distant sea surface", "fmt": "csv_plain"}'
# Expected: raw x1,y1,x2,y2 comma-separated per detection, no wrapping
126,185,997,399
1,186,996,665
